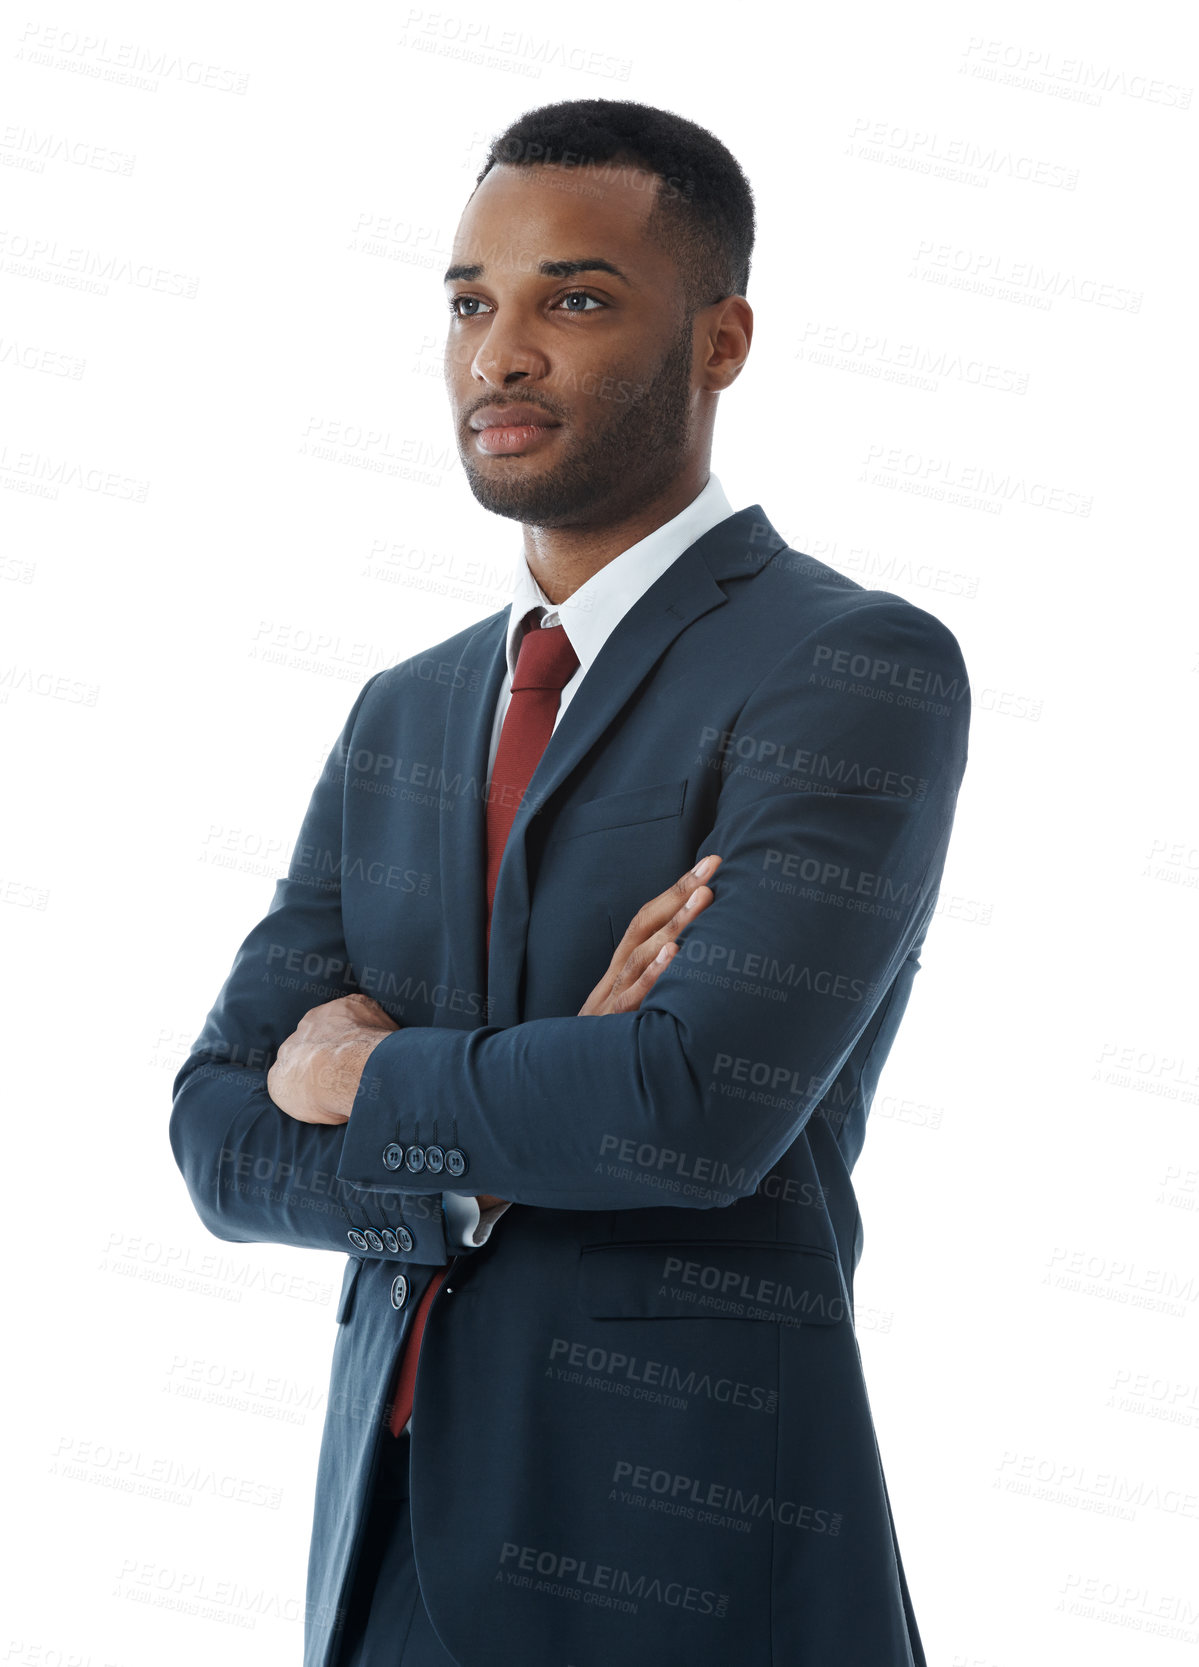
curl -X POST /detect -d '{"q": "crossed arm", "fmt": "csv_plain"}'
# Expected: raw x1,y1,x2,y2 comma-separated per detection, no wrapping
263,856,725,1217
170,598,969,1251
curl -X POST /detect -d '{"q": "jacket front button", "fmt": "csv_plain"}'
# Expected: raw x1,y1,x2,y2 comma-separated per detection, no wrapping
390,1274,409,1310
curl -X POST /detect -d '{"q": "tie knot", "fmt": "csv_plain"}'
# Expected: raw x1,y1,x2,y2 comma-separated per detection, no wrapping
511,609,579,693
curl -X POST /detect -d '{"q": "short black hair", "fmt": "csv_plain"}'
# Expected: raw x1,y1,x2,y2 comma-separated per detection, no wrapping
474,99,755,316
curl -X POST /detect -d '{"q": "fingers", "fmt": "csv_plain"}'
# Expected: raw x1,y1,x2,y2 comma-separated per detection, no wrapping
608,877,718,1003
605,939,680,1016
293,992,398,1040
577,853,723,1017
613,853,722,958
342,992,399,1028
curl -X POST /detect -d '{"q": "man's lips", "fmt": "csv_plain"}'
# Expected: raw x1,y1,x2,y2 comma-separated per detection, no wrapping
468,404,561,431
468,407,562,456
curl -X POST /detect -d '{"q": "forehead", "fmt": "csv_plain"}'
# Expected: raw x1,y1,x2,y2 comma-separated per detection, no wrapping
450,161,671,280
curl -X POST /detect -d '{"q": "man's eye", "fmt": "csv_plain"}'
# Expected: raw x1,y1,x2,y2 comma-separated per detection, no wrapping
447,290,605,318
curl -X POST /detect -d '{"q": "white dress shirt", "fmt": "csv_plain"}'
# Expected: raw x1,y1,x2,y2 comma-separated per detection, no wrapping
440,472,736,1252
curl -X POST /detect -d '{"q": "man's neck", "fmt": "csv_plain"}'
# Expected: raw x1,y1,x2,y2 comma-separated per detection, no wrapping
520,462,710,606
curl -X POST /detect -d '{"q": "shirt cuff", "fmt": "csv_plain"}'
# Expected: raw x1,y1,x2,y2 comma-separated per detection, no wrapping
442,1192,512,1249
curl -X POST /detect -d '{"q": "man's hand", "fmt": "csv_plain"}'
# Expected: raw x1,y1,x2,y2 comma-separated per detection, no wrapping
267,993,399,1125
577,852,722,1018
269,854,721,1207
475,853,723,1212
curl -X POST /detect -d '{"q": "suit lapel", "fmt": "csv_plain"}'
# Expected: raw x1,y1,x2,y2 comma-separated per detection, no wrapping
436,615,508,1028
435,504,787,1030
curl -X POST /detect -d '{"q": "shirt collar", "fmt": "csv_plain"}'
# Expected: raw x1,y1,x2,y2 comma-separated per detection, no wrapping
503,472,735,680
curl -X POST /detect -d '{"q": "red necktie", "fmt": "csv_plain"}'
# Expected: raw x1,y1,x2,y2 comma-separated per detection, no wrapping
387,607,579,1437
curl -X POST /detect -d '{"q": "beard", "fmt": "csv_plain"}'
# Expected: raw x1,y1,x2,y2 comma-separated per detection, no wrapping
456,316,695,527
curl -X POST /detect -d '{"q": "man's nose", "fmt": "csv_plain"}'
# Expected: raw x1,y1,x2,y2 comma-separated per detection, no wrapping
468,315,549,388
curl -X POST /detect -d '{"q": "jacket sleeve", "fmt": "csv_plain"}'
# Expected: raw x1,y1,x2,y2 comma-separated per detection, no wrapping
337,597,971,1211
168,671,449,1265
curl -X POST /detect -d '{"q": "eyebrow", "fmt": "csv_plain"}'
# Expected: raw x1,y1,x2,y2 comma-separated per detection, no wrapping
443,257,631,286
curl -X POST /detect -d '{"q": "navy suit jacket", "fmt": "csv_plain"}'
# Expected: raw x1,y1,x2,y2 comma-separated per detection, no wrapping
170,503,970,1667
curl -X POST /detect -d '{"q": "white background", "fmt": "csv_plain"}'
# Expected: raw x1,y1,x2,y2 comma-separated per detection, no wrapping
2,3,1196,1664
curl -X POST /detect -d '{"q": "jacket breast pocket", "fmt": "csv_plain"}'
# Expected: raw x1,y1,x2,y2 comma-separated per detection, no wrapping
577,1239,849,1327
542,777,688,845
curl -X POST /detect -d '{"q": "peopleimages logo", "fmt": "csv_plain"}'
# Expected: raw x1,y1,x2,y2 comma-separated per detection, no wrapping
659,1254,848,1324
698,725,928,797
548,1337,779,1414
810,642,968,701
497,1541,729,1617
611,1460,843,1534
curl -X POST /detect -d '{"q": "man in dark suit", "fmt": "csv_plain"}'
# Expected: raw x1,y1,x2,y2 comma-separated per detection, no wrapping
171,98,970,1667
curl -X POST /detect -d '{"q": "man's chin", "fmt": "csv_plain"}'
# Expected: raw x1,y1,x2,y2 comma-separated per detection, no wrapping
461,461,583,526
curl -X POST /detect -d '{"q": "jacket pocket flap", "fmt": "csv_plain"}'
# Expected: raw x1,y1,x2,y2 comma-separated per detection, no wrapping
578,1239,848,1326
544,777,687,844
336,1256,363,1323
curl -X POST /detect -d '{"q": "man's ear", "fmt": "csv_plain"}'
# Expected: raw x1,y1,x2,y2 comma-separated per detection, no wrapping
701,296,753,391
